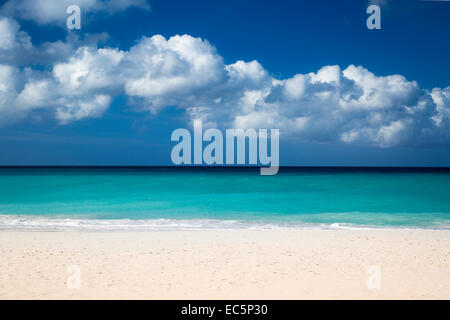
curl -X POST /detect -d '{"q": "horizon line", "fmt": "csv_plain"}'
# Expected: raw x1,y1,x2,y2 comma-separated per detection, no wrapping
0,165,449,170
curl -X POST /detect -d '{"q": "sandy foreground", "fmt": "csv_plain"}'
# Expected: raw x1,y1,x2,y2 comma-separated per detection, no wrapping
0,229,449,299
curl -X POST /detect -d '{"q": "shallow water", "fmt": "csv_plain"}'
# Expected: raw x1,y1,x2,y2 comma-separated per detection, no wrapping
0,167,449,230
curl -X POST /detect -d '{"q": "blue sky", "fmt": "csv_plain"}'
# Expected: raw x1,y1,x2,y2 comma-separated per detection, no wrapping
0,0,449,166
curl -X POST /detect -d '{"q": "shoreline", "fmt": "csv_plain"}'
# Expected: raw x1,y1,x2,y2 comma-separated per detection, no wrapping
1,214,449,232
1,229,449,299
1,225,450,231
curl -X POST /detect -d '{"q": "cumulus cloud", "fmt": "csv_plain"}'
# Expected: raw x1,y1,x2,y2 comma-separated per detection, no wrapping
0,16,110,67
0,65,22,121
0,64,114,124
1,0,149,25
0,16,31,51
0,16,60,66
0,47,122,124
123,35,226,113
0,17,449,146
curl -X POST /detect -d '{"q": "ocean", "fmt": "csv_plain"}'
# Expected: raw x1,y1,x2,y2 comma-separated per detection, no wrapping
0,167,449,230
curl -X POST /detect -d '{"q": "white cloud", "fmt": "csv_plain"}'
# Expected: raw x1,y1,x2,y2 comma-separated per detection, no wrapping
53,46,124,94
0,16,111,67
16,79,53,110
1,0,149,25
0,17,18,49
0,65,20,119
56,94,111,124
123,35,226,113
432,87,450,127
6,46,123,124
0,18,449,147
0,16,31,50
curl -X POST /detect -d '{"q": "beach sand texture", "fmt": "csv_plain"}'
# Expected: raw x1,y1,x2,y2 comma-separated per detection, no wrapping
0,229,449,299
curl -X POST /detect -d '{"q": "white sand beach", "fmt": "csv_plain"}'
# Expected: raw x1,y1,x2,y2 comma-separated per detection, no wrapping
0,229,449,299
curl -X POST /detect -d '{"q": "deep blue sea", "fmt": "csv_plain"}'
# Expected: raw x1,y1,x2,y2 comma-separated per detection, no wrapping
0,167,449,230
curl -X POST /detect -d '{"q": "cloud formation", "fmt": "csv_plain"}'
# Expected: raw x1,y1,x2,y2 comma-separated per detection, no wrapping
0,17,449,147
0,0,149,25
0,16,110,67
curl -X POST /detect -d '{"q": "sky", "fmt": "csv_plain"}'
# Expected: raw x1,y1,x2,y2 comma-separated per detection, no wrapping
0,0,449,166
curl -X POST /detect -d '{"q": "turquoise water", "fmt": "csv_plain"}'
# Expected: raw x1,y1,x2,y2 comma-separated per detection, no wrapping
0,167,449,229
